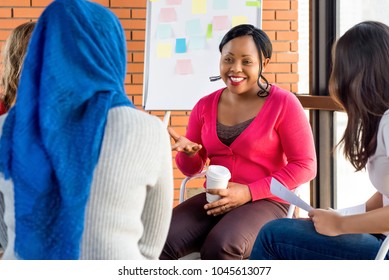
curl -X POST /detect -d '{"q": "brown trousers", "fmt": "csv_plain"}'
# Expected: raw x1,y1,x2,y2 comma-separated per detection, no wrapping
160,192,289,260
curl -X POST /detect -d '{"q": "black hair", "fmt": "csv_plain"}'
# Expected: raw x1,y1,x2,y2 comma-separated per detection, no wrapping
219,24,273,97
329,21,389,170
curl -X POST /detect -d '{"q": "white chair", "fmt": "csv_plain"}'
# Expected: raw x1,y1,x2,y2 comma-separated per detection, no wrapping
178,172,300,260
179,172,389,260
375,235,389,260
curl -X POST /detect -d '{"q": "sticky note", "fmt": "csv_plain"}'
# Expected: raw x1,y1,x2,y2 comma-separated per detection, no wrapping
192,0,206,14
186,19,202,36
159,7,177,22
157,42,172,58
246,1,261,7
213,15,229,30
167,0,182,4
206,24,213,39
189,36,206,50
213,0,229,10
156,24,173,39
232,16,248,27
175,38,187,53
176,59,193,75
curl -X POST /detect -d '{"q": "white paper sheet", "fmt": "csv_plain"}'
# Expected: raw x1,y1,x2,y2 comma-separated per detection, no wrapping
335,203,366,216
270,177,314,212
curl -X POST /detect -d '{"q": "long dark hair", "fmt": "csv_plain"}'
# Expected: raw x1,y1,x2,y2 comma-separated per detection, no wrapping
219,24,272,97
329,21,389,171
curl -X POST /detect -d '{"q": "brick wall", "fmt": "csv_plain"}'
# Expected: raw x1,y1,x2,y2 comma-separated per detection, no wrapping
0,0,299,206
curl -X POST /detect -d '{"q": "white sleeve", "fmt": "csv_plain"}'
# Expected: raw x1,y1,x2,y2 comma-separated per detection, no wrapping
138,118,173,259
81,108,173,260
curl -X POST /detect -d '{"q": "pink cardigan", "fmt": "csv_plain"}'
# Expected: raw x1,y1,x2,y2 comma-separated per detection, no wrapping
176,85,317,202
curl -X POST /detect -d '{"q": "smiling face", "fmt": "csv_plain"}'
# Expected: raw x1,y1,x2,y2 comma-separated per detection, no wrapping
219,35,268,96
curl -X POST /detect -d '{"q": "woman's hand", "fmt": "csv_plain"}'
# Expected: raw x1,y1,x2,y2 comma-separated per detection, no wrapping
308,208,344,236
168,127,202,157
203,182,252,216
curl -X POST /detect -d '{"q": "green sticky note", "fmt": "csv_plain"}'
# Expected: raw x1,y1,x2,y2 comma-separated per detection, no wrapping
206,24,213,39
246,1,261,7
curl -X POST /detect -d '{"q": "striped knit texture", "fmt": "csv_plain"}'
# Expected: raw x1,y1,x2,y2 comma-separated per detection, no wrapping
0,107,174,259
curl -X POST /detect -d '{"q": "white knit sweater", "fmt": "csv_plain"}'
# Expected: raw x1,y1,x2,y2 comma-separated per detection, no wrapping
0,107,173,259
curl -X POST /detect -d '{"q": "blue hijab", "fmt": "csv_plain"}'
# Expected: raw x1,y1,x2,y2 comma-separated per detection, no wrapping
0,0,134,259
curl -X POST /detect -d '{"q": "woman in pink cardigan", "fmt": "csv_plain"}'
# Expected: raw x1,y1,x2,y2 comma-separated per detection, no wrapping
160,24,317,260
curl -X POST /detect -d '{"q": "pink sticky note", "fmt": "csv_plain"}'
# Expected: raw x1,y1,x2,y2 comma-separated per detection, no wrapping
166,0,182,5
176,59,193,75
159,7,177,22
213,15,229,30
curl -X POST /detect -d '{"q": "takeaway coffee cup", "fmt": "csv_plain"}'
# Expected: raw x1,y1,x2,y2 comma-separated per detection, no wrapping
206,165,231,203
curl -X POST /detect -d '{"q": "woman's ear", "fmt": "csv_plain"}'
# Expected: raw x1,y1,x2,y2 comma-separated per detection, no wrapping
262,58,271,72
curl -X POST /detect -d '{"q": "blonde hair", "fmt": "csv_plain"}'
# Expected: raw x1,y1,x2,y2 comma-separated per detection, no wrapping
1,21,35,110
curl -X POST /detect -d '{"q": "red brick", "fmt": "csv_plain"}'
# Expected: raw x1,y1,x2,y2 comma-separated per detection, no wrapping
127,63,144,73
132,73,144,84
133,52,144,62
262,10,275,20
266,63,291,73
292,63,298,73
111,0,146,8
111,8,131,19
127,41,145,51
264,30,276,41
120,19,146,30
291,0,298,10
13,8,44,18
276,31,298,40
272,41,290,52
2,0,30,6
132,95,143,107
276,52,298,63
262,20,290,31
132,30,145,41
291,21,298,31
92,0,109,7
276,73,299,83
0,8,12,17
125,84,143,94
0,19,31,29
31,0,52,6
263,1,290,10
0,30,12,41
131,9,146,19
291,83,298,93
290,41,298,52
276,10,298,20
171,116,189,126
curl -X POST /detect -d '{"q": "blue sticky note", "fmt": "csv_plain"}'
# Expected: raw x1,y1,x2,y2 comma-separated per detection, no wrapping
156,24,173,39
175,38,187,53
213,0,229,10
186,19,202,36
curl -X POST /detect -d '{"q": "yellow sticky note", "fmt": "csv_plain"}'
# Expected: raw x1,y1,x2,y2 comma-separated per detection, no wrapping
192,0,207,14
232,16,248,27
157,42,172,58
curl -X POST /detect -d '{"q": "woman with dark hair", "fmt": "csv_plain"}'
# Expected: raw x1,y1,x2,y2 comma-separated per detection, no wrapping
250,21,389,260
161,24,317,260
